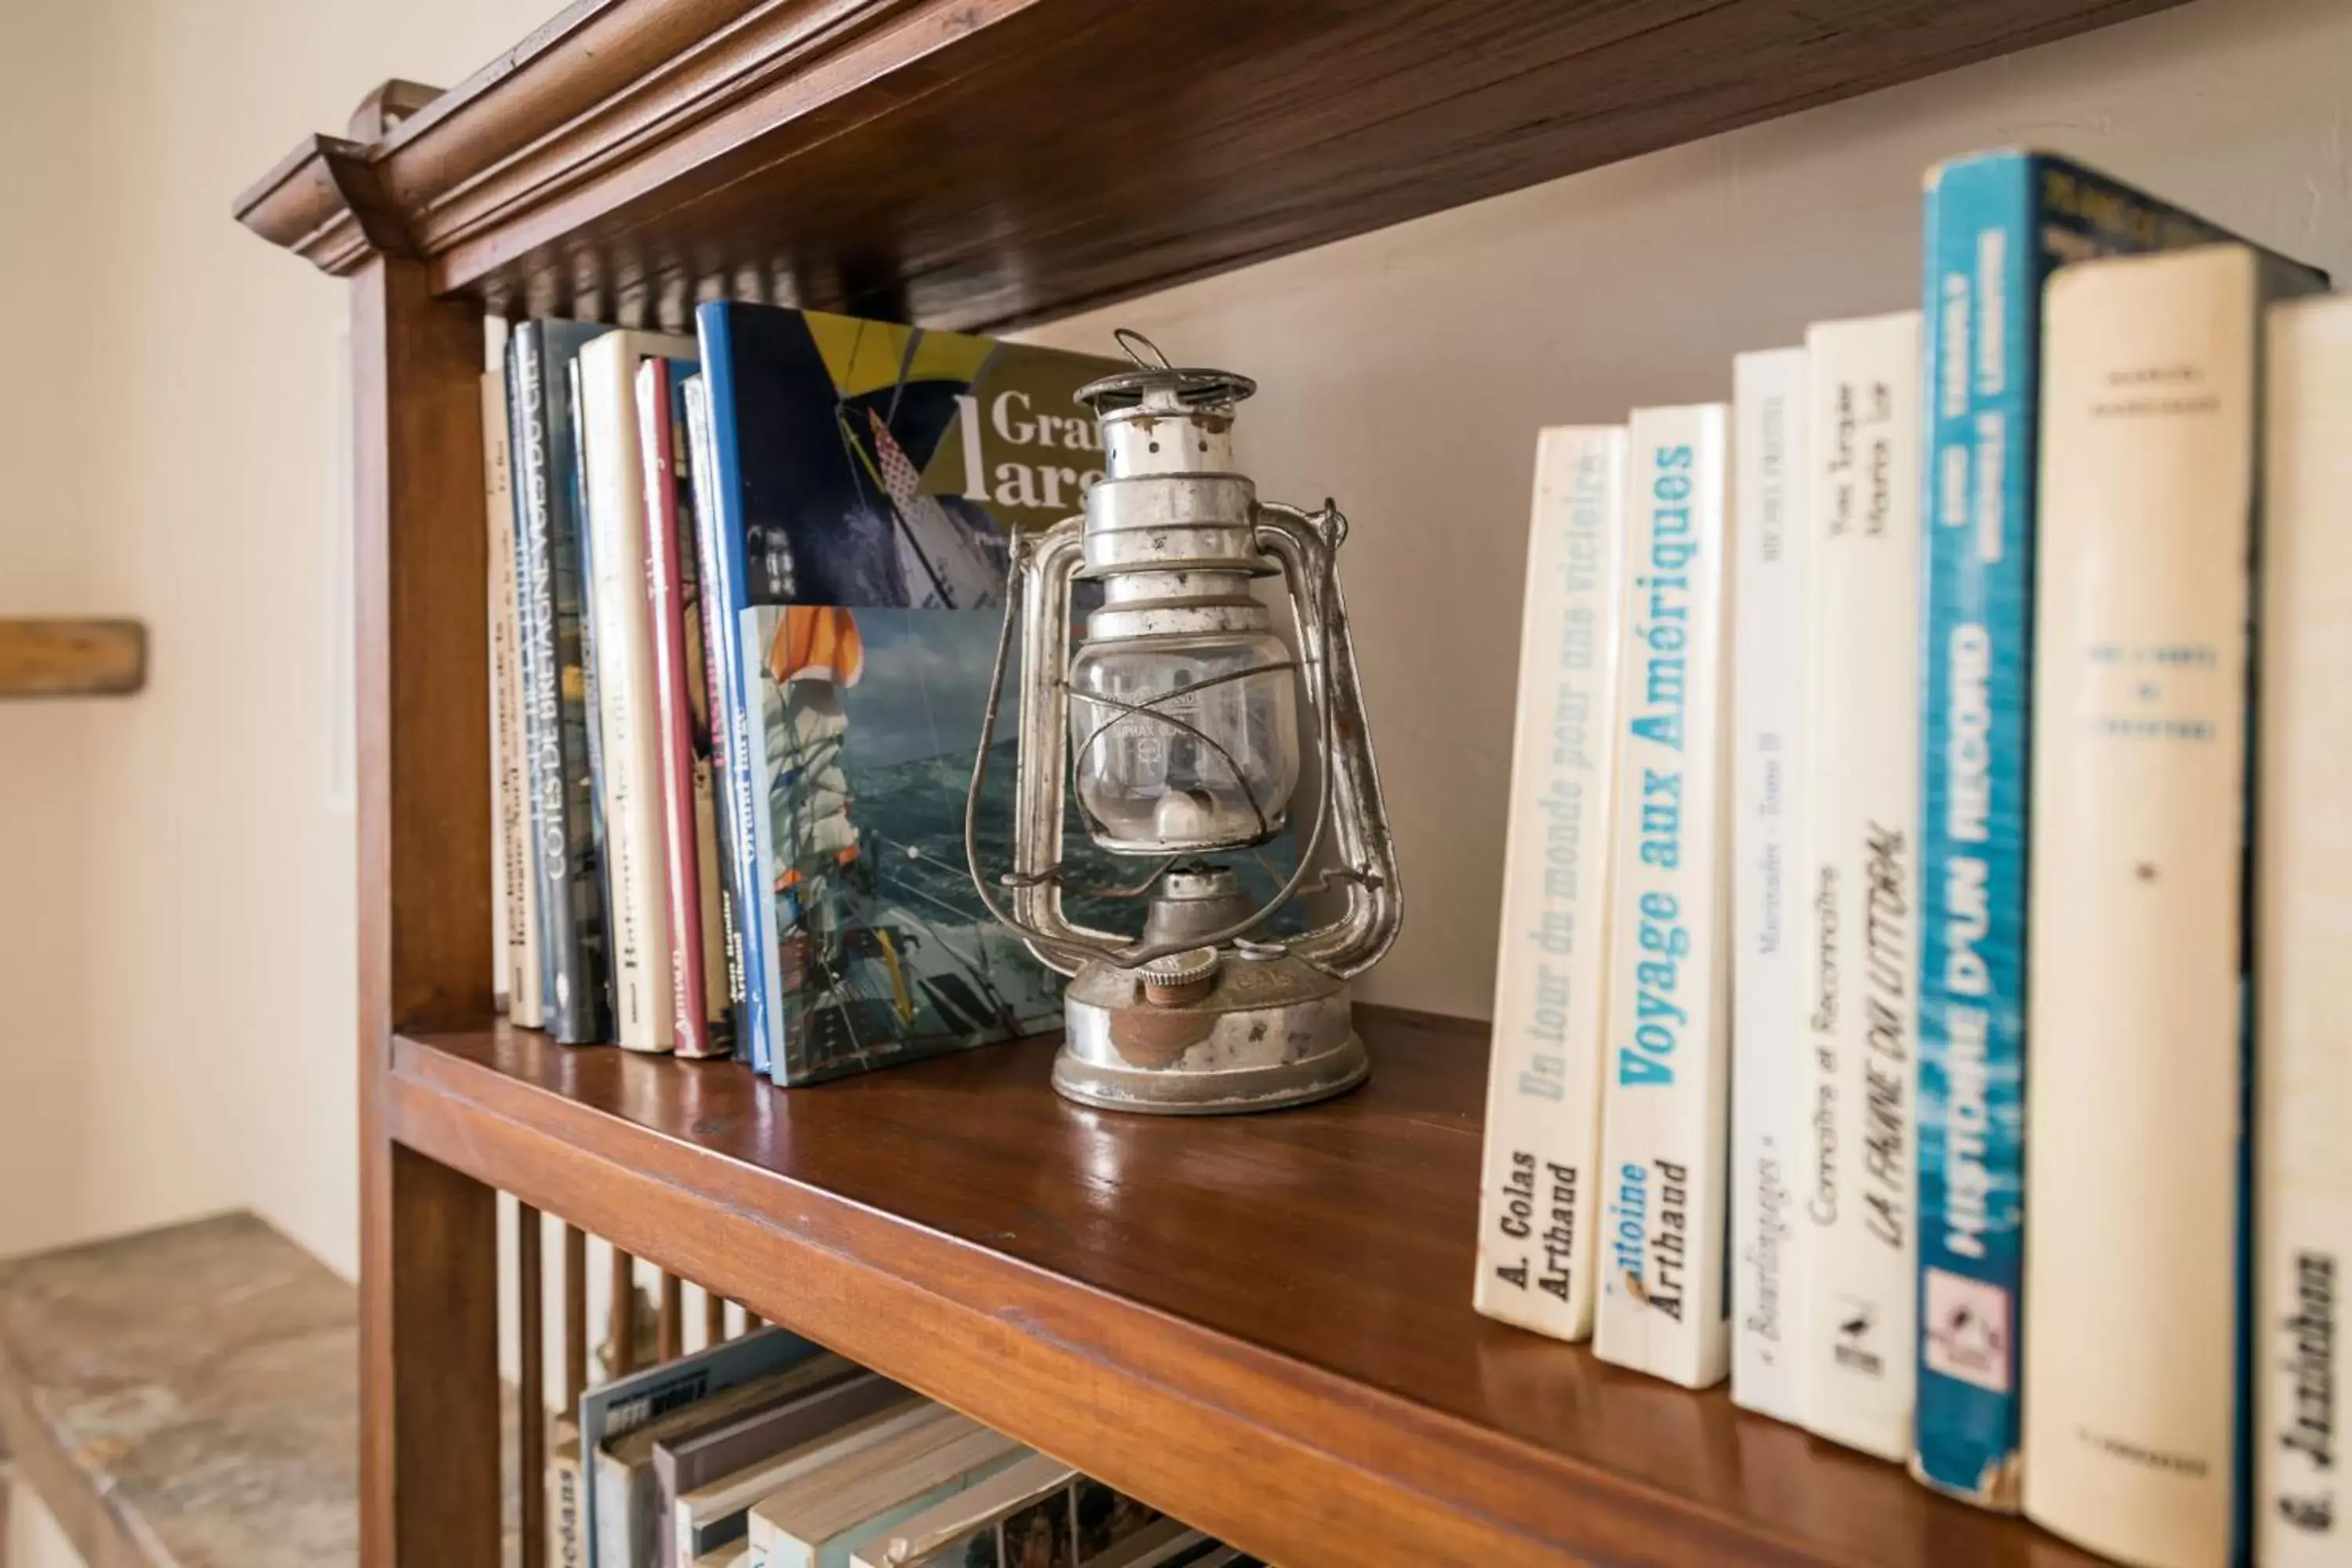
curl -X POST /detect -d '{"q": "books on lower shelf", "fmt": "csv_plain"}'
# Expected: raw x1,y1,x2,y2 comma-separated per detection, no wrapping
1472,143,2348,1568
553,1329,1240,1568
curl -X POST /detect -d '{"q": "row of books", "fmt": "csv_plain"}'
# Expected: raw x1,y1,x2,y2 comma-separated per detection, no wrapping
558,1323,1254,1568
1473,147,2350,1568
482,307,1128,1082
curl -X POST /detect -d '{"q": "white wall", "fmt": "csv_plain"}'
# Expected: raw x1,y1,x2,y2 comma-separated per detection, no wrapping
1027,0,2352,1017
1,0,2347,1560
0,2,546,1563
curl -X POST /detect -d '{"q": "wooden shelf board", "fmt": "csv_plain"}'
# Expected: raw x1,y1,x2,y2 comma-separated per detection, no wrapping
390,1010,2095,1568
0,619,145,699
238,0,2189,331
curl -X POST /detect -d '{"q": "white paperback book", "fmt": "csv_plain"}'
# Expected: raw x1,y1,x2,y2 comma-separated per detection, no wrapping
578,329,696,1051
2024,245,2313,1568
1473,426,1629,1344
1591,403,1733,1390
1795,310,1922,1461
2255,292,2352,1568
1729,347,1810,1424
747,1416,1025,1568
485,369,544,1028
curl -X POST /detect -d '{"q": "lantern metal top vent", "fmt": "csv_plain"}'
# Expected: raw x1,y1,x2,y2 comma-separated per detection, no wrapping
965,331,1400,1114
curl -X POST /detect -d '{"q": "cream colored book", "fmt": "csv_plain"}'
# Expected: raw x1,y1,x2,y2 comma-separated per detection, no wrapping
1592,403,1733,1390
746,1416,1025,1568
1083,1524,1211,1568
577,329,696,1050
2257,290,2352,1568
863,1463,1178,1568
2024,243,2318,1568
1474,426,1628,1344
1729,346,1811,1424
670,1394,933,1567
1796,311,1922,1461
849,1450,1071,1566
485,368,543,1025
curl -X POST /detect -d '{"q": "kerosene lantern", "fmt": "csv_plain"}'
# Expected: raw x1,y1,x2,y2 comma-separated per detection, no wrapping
965,332,1401,1113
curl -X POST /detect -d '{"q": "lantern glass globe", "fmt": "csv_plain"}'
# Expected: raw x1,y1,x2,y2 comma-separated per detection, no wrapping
1066,629,1300,854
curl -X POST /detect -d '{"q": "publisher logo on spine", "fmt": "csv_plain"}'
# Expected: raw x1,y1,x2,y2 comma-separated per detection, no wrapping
1924,1267,2011,1392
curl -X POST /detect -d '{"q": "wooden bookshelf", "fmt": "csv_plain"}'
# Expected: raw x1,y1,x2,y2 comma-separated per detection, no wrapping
388,1011,2102,1566
236,2,2190,1563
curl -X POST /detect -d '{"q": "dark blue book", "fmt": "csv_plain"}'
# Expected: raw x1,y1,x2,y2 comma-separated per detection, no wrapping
691,303,1125,1083
507,319,615,1044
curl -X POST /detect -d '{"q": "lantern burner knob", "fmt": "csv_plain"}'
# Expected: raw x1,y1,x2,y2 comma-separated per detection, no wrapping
1138,946,1221,1007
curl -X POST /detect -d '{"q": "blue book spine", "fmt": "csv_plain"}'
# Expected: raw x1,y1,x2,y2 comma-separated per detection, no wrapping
1914,151,2235,1508
690,304,779,1076
1914,151,2032,1509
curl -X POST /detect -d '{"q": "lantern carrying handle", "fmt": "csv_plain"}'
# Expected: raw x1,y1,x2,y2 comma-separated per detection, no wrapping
1112,328,1172,370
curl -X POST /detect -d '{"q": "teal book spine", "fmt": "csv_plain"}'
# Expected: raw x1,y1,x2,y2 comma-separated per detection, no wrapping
1912,151,2232,1508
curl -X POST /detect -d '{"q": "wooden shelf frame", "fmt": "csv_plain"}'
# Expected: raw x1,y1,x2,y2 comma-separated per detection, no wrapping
236,0,2187,332
234,2,2197,1562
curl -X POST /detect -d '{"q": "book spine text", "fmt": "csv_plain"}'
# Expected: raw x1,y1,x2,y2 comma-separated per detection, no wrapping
1592,404,1733,1390
1799,312,1922,1461
1730,347,1811,1422
1475,426,1628,1342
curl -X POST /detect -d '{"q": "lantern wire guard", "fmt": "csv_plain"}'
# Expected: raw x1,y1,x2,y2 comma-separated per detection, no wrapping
964,332,1402,1113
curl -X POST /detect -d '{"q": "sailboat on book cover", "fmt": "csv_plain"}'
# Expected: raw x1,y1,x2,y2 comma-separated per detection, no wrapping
759,603,1064,1080
698,303,1300,1083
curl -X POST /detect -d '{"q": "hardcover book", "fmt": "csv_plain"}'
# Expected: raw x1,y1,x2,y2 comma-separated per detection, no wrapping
510,320,617,1044
681,374,769,1072
659,1373,916,1566
745,1412,1025,1568
598,1353,860,1568
580,330,699,1050
2256,292,2352,1568
640,355,739,1059
1591,403,1733,1391
670,1399,938,1568
1797,311,1922,1463
1475,426,1628,1344
849,1454,1171,1568
579,1327,832,1568
1729,347,1810,1424
691,303,1121,1084
1912,151,2252,1506
2024,243,2322,1568
485,367,544,1026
